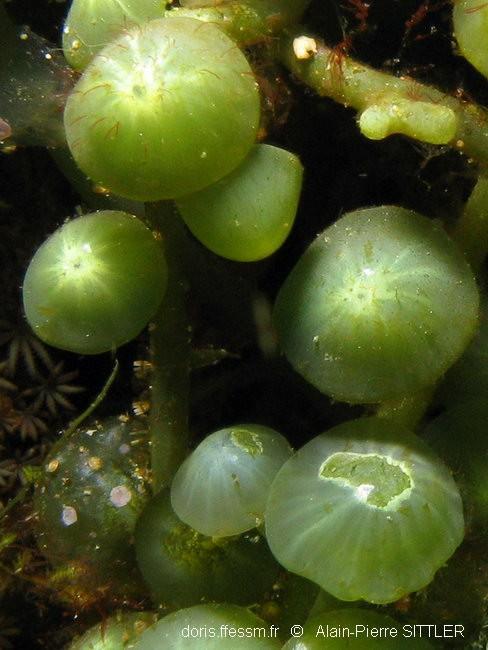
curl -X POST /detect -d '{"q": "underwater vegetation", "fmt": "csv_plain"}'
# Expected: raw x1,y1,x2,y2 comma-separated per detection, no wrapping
0,0,488,648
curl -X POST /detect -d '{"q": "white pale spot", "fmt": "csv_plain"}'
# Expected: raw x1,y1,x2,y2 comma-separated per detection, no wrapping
139,61,156,87
355,483,375,501
362,267,375,276
47,459,59,473
119,443,131,455
293,36,317,60
110,485,132,508
61,505,78,526
82,242,92,253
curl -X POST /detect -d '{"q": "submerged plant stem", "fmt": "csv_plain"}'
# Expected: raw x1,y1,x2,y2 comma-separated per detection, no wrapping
0,485,29,523
145,203,191,493
64,359,119,439
172,3,488,165
278,28,488,161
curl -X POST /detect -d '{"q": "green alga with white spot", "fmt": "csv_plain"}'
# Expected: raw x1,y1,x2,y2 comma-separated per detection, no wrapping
265,417,464,603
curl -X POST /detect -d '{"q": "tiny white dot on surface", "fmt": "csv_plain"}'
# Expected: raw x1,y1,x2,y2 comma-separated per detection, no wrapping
61,505,78,526
110,485,132,508
292,35,317,60
355,483,375,502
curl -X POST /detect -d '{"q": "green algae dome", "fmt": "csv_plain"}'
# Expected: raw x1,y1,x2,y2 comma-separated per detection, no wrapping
265,417,464,604
135,489,280,607
62,0,167,71
171,424,293,537
283,608,433,649
23,210,167,354
64,17,260,201
33,416,151,600
133,604,281,649
424,399,488,532
273,205,479,403
177,144,303,262
454,0,488,80
439,294,488,404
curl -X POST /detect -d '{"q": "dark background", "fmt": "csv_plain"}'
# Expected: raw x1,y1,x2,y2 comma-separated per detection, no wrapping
0,0,486,647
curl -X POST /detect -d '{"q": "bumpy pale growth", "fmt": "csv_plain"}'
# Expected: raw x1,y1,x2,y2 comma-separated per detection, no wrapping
320,452,412,509
359,100,457,145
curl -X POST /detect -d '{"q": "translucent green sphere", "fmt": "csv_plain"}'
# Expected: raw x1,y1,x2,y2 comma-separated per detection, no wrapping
23,210,167,354
424,399,488,531
135,489,280,607
64,17,260,201
283,609,432,649
34,417,150,600
133,605,280,649
63,0,167,71
274,205,479,403
265,417,464,603
439,294,488,405
171,424,293,537
177,144,303,262
454,0,488,80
